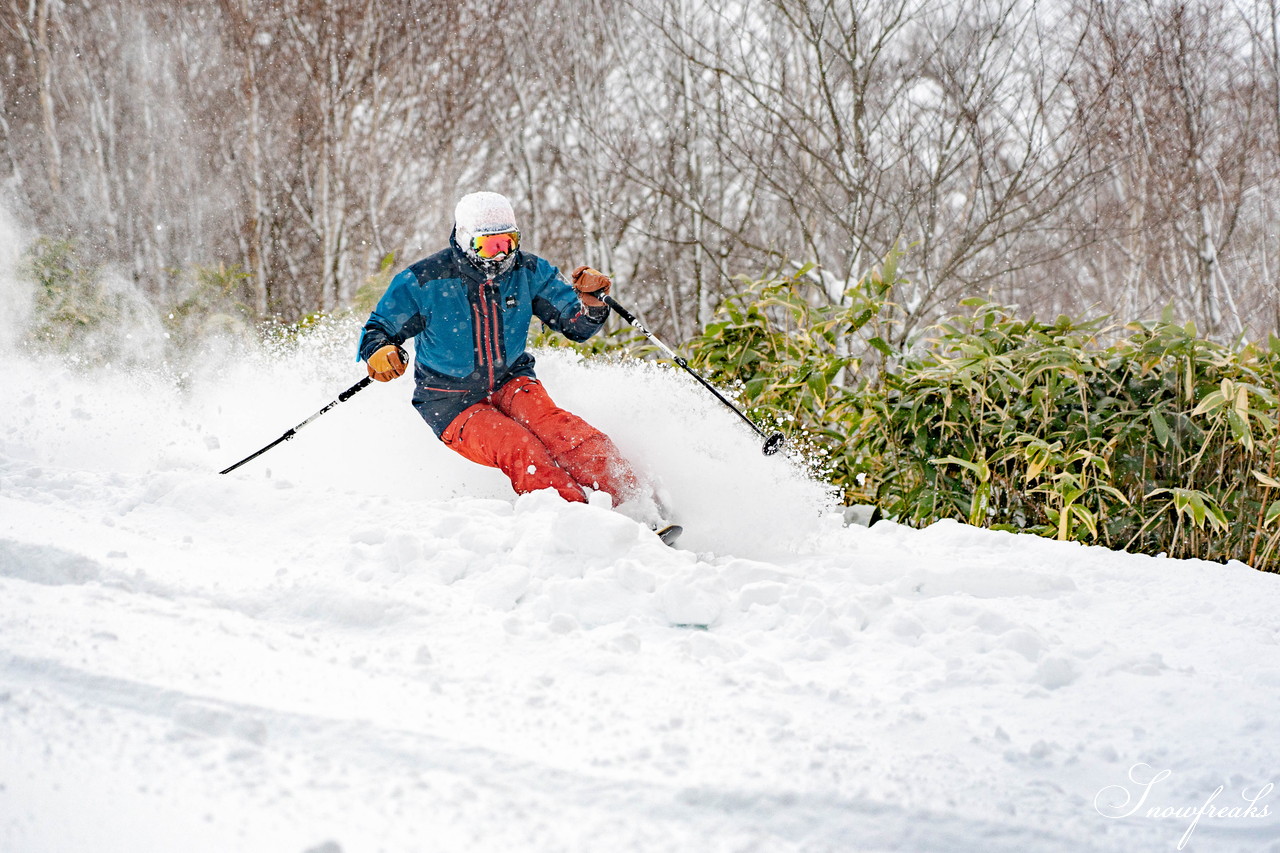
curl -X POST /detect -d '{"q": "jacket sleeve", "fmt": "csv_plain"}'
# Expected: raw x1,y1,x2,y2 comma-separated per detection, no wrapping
530,260,609,343
357,268,427,361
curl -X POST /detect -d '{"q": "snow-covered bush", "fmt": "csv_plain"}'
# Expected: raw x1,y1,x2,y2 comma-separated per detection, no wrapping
21,236,168,365
680,260,898,503
857,302,1280,570
163,262,256,344
680,265,1280,571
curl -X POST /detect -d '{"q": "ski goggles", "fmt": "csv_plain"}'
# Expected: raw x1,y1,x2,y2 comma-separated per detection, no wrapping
471,230,520,259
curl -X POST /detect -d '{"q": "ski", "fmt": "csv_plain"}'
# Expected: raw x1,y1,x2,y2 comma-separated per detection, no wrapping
656,524,683,547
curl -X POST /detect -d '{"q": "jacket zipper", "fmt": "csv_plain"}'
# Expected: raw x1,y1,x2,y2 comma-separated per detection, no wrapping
473,278,501,391
487,279,502,378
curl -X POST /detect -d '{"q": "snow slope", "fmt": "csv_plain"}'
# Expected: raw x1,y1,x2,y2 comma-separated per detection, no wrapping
3,279,1280,852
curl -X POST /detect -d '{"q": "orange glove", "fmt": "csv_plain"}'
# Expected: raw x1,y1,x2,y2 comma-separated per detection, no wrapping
367,344,407,382
571,266,612,308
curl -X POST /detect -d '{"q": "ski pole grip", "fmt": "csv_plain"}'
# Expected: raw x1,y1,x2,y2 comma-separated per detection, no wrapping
601,294,636,324
338,376,373,402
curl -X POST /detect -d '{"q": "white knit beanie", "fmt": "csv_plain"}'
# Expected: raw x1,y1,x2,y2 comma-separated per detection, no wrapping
455,192,518,240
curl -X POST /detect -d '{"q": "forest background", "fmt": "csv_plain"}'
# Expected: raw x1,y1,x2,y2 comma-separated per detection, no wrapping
4,0,1278,342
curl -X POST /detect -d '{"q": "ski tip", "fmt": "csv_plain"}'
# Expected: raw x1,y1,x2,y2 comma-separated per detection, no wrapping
656,524,684,547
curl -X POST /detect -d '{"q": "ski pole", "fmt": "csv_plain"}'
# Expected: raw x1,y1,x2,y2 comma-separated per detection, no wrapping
601,294,785,455
218,347,401,474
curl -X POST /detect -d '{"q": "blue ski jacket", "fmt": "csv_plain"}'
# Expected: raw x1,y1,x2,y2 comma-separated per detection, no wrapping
358,234,609,435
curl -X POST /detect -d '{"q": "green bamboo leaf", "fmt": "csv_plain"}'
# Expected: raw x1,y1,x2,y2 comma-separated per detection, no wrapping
869,337,894,357
743,377,769,399
1024,447,1052,481
933,455,990,482
1191,390,1226,416
968,484,990,526
1073,505,1098,539
1185,492,1206,526
1227,409,1253,451
1149,409,1172,448
847,308,875,332
1254,471,1280,489
806,372,828,400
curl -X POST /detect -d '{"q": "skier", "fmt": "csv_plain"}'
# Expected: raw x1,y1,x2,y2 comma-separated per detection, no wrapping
359,191,665,526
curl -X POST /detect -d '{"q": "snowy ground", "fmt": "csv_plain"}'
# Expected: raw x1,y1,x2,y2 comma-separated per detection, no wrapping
3,286,1280,851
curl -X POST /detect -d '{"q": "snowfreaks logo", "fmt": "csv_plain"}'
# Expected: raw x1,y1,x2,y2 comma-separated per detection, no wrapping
1094,763,1274,850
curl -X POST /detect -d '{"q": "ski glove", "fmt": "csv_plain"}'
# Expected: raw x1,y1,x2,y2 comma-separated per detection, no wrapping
367,344,408,382
571,266,612,308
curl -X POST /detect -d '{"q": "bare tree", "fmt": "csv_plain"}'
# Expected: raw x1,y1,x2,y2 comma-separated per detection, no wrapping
1060,0,1271,339
588,0,1099,345
5,0,61,196
2,0,1277,343
1,1,242,299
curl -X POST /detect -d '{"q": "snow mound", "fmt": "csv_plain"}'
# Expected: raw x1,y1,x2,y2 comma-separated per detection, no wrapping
2,319,1280,852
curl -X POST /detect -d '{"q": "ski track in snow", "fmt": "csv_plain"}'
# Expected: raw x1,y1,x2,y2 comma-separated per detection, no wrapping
2,331,1280,853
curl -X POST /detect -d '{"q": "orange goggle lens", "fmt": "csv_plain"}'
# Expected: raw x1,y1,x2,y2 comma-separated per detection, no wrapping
472,231,519,259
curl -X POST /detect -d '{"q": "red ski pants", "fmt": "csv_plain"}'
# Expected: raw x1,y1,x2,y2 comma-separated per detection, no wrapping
440,377,639,504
